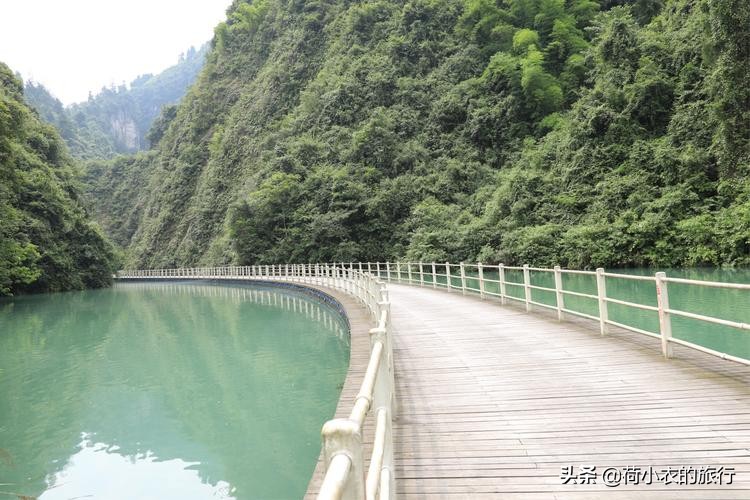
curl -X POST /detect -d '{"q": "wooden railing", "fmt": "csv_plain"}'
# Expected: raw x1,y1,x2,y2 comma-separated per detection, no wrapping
116,265,395,500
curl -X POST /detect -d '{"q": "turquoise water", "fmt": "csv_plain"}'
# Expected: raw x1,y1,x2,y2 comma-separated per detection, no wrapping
0,281,350,499
385,266,750,360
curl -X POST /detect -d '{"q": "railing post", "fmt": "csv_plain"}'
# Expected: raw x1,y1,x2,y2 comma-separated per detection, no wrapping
407,263,412,284
459,262,467,295
523,264,531,312
497,262,507,305
431,262,436,288
596,268,608,335
554,265,565,321
445,262,451,292
386,262,391,282
376,261,381,279
367,262,372,275
368,321,395,500
370,320,395,418
478,262,485,299
320,419,365,500
419,262,424,286
396,262,401,283
655,272,673,358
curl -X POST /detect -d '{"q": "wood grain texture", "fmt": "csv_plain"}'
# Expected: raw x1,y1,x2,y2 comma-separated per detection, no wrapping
387,284,750,499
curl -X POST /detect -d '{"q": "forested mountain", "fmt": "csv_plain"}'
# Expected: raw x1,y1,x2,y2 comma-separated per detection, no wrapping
85,0,749,269
24,45,208,160
0,63,115,296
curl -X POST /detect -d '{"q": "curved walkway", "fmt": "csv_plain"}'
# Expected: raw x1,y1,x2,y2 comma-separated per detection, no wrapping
387,284,750,499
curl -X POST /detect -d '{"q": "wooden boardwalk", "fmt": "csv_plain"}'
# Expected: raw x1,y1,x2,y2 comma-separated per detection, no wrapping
118,274,750,498
386,284,750,499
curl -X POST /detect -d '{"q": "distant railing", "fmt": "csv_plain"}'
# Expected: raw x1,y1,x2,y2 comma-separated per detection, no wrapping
344,261,748,366
117,265,395,500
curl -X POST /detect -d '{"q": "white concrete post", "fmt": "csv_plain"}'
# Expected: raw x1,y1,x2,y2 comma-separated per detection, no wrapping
460,262,467,295
396,262,401,283
554,265,565,321
478,262,485,299
445,262,451,292
655,272,673,358
419,262,424,286
523,264,531,312
370,322,395,419
498,265,507,303
386,262,391,282
431,262,437,288
407,263,412,284
596,268,609,335
320,418,365,500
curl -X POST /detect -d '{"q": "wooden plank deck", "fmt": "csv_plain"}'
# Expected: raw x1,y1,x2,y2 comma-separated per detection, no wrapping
119,275,750,498
387,284,750,499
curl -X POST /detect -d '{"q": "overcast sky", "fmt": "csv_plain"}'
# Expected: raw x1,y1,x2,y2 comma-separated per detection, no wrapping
0,1,232,104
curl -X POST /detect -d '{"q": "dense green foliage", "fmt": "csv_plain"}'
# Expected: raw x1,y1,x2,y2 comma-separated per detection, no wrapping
24,45,208,160
0,63,115,295
82,152,154,248
84,0,748,269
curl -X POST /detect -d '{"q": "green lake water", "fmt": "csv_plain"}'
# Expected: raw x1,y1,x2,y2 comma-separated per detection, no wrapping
0,281,350,500
386,266,750,360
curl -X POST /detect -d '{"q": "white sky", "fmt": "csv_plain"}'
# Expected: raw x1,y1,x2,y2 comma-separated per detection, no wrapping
0,1,233,104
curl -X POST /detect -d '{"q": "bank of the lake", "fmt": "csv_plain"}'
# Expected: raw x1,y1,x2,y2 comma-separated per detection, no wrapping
0,281,350,499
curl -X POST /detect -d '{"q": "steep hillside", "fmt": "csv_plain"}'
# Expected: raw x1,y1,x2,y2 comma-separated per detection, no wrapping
83,152,153,248
24,45,208,160
0,63,115,295
90,0,748,269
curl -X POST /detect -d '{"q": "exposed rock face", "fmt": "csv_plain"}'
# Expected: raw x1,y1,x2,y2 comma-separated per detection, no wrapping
24,43,208,160
109,112,140,151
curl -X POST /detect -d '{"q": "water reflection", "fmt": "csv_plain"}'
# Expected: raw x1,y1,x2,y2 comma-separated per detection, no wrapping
0,282,349,499
41,434,235,500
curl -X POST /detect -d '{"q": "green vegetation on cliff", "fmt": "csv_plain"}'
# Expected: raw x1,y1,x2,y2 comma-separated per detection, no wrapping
0,63,115,295
83,0,749,269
